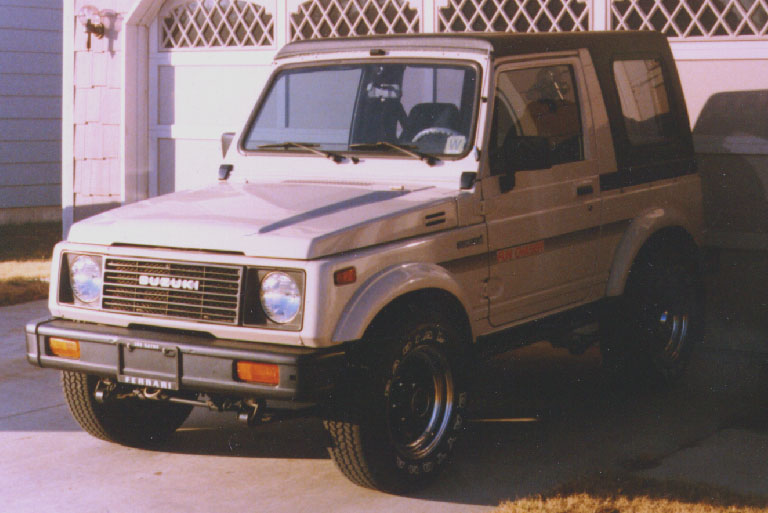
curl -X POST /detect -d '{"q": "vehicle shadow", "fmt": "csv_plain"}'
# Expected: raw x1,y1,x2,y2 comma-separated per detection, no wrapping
153,249,768,507
155,336,768,507
165,415,331,460
416,341,768,506
162,342,610,466
414,248,768,506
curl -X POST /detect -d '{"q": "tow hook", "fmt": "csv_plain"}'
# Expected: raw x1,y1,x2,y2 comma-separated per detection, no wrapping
237,399,265,426
142,387,163,399
93,379,116,403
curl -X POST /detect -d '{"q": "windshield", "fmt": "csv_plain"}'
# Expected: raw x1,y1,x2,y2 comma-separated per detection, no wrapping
242,62,478,158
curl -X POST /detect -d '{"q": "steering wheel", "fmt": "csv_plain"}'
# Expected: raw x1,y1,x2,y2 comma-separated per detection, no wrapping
412,126,462,143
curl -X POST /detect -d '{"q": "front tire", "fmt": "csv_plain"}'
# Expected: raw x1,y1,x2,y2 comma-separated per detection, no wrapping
601,243,704,385
324,309,468,492
62,371,193,446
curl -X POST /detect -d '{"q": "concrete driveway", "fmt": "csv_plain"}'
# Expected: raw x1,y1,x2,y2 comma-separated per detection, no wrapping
2,249,767,512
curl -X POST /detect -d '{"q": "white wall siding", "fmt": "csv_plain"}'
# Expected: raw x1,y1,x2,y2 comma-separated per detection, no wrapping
0,0,63,223
66,1,131,224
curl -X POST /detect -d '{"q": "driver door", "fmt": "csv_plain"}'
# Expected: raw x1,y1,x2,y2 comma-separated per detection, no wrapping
483,53,603,327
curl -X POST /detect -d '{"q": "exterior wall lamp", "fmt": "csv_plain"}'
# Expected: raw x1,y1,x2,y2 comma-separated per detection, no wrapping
78,5,105,50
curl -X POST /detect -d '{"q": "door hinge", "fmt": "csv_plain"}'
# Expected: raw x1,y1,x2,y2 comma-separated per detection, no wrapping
482,277,501,299
476,200,487,216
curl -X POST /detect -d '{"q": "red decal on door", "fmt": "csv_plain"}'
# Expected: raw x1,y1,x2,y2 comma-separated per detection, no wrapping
496,240,545,263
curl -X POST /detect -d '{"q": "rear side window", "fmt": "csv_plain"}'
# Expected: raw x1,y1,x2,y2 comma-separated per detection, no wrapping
613,59,674,146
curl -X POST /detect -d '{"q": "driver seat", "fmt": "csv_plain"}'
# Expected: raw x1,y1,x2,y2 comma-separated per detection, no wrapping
401,103,460,142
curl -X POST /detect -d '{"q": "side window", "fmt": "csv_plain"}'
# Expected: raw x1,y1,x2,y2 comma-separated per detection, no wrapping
490,64,584,175
613,59,674,146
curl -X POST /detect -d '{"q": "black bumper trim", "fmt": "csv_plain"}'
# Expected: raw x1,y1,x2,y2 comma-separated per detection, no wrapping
26,318,346,409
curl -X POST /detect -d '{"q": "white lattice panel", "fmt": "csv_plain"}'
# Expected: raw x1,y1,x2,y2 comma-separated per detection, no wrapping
289,0,419,40
612,0,768,38
438,0,590,32
161,0,274,49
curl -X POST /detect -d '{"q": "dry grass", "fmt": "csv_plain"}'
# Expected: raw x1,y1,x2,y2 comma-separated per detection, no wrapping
0,260,51,280
0,222,60,306
0,278,50,306
496,473,768,513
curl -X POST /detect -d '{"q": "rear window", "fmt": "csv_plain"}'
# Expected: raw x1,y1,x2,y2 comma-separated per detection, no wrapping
613,59,675,146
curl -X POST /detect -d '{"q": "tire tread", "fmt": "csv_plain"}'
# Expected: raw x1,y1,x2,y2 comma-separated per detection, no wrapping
323,419,377,489
62,370,116,442
323,303,469,492
61,371,192,446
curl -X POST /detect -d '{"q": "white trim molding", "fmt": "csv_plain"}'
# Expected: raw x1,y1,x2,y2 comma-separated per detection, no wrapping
62,0,75,236
122,1,162,206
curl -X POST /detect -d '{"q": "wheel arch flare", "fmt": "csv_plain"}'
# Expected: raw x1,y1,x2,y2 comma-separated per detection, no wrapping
331,262,475,345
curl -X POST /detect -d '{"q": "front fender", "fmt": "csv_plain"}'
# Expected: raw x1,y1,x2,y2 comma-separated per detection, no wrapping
331,262,473,343
606,206,702,297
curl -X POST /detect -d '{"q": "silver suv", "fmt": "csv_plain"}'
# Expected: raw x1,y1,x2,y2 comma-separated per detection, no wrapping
27,32,704,492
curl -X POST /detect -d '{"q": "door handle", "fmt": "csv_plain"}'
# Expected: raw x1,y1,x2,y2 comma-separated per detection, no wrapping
576,184,594,196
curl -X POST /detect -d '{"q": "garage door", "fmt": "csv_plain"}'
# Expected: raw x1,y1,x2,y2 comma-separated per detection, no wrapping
149,0,277,195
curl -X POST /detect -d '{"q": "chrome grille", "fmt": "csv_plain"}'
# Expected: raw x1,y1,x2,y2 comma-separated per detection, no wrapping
102,258,243,325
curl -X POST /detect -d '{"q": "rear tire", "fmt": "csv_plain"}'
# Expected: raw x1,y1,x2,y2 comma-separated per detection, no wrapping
601,243,704,386
62,371,193,446
324,308,468,492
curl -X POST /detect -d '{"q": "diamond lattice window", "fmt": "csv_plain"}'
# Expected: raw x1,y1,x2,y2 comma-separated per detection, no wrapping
438,0,590,32
611,0,768,38
161,0,274,49
289,0,419,41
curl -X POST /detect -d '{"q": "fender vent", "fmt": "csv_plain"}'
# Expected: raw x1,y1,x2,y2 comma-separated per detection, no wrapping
425,211,446,227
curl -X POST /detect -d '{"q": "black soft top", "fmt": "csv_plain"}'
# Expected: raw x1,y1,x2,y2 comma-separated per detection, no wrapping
472,30,671,58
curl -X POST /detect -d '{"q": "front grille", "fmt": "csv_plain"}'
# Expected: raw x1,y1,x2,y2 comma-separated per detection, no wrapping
102,258,243,325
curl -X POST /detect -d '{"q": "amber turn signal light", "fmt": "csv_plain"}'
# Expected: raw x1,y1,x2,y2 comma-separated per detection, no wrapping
334,267,356,286
236,361,279,386
48,337,80,359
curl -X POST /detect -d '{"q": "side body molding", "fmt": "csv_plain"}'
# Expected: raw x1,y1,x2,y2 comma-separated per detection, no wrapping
606,206,702,297
332,262,474,343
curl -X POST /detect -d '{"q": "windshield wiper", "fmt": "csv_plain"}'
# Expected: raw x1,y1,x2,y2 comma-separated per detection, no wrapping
349,141,440,166
257,142,358,164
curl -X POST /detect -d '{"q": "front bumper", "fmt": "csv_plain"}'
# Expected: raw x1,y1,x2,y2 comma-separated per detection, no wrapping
26,318,346,410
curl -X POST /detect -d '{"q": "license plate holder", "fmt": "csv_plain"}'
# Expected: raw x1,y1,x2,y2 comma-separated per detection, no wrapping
117,341,180,390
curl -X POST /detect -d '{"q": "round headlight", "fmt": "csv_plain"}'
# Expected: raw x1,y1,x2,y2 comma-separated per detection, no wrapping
70,255,102,304
260,271,301,324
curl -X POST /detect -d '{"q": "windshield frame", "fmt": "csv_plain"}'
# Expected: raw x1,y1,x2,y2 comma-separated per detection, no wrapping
237,58,482,162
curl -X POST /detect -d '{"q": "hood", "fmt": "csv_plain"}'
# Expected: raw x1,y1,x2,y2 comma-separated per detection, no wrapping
67,181,459,259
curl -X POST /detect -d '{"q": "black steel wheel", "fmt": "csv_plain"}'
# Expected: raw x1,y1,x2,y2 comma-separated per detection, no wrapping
601,243,704,385
324,307,468,492
386,343,455,461
62,371,193,446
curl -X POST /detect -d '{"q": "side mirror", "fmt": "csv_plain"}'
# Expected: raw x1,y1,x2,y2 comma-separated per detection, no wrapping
221,132,236,157
496,135,551,192
460,171,477,190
